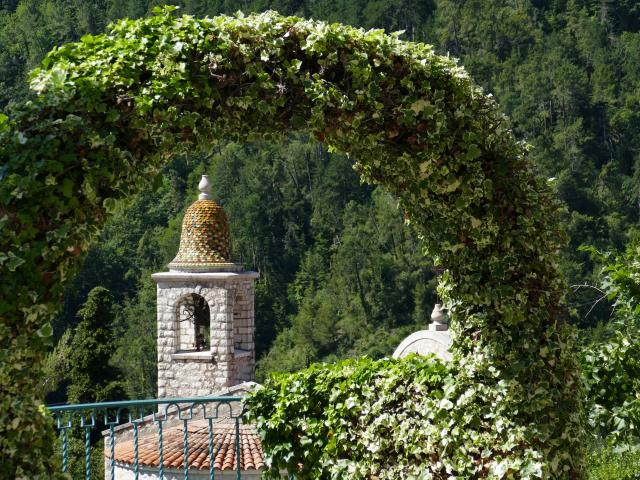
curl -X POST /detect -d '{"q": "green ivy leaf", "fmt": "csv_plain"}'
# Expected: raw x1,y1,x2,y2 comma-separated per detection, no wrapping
103,197,117,212
36,322,53,338
6,253,26,272
60,178,73,198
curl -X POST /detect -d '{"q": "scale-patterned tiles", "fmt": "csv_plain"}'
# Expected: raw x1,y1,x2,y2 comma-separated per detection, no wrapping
169,199,234,271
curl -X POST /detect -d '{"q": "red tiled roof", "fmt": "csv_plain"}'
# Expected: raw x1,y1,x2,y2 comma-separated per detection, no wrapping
109,420,264,471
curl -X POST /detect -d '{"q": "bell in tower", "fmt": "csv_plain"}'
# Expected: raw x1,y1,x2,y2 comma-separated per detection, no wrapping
152,175,259,398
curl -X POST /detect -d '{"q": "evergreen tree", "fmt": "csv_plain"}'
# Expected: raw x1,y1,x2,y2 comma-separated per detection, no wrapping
66,287,124,403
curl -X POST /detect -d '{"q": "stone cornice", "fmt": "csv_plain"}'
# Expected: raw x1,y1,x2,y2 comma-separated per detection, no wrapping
152,271,260,283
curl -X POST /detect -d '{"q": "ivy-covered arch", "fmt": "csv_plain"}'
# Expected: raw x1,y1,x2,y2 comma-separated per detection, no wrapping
0,8,583,478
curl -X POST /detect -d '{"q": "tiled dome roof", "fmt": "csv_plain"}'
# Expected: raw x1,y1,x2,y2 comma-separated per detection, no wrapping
169,176,237,272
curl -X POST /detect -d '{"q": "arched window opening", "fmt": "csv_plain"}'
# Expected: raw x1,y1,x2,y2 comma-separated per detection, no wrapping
178,293,210,352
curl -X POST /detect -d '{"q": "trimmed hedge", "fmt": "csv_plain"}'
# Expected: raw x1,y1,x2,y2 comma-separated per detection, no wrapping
0,8,584,477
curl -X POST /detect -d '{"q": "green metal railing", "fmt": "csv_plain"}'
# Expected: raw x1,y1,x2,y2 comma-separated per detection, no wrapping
48,396,246,480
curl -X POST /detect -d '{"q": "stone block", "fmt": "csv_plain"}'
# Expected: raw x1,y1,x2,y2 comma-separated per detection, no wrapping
428,323,449,332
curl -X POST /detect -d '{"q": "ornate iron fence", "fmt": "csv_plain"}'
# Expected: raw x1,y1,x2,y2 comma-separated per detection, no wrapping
48,396,257,480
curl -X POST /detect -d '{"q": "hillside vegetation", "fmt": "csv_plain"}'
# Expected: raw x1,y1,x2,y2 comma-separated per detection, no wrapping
3,2,640,473
2,0,637,399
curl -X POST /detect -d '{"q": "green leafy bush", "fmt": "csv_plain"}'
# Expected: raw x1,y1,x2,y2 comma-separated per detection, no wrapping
247,354,567,479
581,331,640,441
586,443,640,480
246,356,449,479
579,244,640,443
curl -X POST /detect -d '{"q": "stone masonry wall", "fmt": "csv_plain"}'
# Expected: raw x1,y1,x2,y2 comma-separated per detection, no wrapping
233,282,255,383
155,274,256,398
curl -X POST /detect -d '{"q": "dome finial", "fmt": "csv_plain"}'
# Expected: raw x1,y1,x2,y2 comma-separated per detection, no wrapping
429,303,448,331
198,175,212,200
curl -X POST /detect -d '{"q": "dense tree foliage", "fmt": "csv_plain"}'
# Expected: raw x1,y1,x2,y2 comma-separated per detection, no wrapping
2,3,638,387
65,287,124,403
572,240,640,476
1,0,639,477
579,242,640,442
0,6,583,477
1,0,634,391
3,2,640,298
1,0,637,378
47,288,118,479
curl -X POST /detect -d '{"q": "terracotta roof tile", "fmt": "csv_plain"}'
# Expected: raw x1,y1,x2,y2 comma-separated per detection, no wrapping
109,420,264,471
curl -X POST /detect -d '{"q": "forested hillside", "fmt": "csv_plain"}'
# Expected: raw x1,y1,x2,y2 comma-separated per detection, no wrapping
2,0,639,403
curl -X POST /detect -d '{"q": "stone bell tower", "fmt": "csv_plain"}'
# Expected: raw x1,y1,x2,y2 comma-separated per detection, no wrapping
152,175,259,398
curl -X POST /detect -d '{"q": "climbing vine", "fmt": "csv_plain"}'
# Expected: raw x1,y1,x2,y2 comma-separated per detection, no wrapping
0,7,583,478
245,355,451,479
